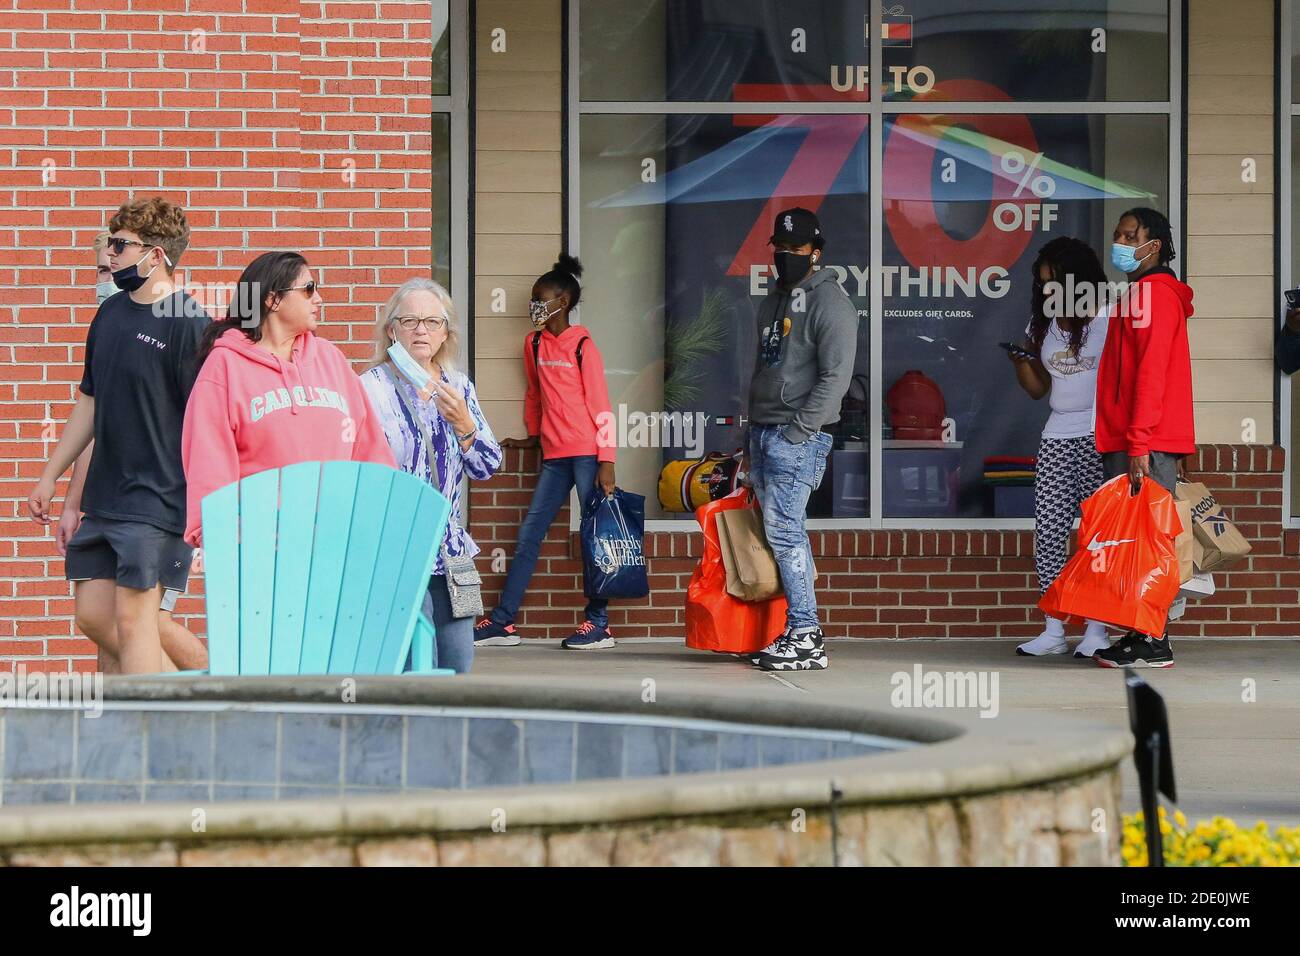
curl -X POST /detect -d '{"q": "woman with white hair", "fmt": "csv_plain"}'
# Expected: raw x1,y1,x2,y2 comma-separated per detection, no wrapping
359,278,501,673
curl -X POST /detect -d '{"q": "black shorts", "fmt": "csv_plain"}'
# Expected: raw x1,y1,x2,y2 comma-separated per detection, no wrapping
64,516,193,593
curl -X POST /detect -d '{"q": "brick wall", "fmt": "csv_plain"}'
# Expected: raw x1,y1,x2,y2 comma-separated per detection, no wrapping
472,444,1296,641
0,0,437,671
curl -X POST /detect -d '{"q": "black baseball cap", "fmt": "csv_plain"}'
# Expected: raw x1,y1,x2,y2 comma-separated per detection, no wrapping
769,207,823,246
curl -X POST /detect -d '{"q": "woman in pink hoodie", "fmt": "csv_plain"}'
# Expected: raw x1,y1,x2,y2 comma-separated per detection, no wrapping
181,251,396,547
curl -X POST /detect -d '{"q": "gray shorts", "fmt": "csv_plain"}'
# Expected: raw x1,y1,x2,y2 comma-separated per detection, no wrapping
65,515,193,593
1102,450,1180,495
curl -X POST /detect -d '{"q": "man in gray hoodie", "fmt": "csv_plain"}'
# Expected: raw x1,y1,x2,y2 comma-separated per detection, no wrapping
742,207,858,671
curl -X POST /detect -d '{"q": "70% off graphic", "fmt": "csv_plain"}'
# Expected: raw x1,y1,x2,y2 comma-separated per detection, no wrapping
994,150,1059,233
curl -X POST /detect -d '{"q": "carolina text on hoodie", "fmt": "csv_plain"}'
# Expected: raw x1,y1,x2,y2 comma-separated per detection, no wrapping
181,328,397,546
1094,269,1196,458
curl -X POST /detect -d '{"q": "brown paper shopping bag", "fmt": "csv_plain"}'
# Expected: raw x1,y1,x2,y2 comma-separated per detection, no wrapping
1174,498,1194,584
1175,481,1252,573
715,505,783,602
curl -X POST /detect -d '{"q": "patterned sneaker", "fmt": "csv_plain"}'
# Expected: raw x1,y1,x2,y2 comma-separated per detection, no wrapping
1094,631,1174,669
738,627,792,664
561,620,615,650
473,618,521,646
753,627,828,671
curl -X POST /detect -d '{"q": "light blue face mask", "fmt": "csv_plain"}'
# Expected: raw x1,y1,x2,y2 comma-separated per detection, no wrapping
1111,238,1156,274
95,280,116,304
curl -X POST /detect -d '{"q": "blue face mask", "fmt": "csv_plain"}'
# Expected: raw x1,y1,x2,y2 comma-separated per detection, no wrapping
95,280,116,304
1111,239,1155,274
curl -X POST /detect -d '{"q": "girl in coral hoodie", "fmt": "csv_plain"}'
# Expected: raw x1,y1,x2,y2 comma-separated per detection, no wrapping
473,254,620,650
181,251,396,548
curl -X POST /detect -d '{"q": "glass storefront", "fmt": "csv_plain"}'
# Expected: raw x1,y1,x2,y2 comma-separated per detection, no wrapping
574,0,1176,524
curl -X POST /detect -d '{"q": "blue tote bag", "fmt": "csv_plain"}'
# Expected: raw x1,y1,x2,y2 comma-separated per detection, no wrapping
581,487,650,600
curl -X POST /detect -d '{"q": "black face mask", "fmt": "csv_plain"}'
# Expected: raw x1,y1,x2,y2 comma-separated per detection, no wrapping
111,249,162,292
773,251,813,286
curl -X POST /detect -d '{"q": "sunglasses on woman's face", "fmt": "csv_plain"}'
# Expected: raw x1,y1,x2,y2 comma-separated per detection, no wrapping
106,237,147,255
284,281,319,297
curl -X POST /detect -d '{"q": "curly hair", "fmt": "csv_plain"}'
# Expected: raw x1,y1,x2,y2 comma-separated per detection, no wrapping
107,197,191,273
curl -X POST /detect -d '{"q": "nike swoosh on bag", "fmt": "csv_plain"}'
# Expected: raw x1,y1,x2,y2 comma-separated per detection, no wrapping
1086,534,1137,552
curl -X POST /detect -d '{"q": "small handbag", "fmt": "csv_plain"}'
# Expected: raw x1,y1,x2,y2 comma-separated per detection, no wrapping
440,545,484,619
382,362,484,618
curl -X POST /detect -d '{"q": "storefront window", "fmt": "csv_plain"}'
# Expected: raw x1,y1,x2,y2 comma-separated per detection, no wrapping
575,1,1175,526
881,112,1167,517
580,113,871,520
580,0,871,103
880,0,1168,102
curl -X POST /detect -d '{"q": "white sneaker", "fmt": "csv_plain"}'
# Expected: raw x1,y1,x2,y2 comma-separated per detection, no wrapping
1015,632,1069,656
1073,629,1112,659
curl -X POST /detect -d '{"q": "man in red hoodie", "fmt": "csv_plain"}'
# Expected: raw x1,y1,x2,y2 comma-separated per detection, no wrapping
1092,207,1195,669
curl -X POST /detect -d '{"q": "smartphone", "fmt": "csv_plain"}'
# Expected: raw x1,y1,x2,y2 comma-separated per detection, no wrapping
1285,288,1300,311
998,341,1036,361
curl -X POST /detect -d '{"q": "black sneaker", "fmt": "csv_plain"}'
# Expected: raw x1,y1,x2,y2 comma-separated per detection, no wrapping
474,618,521,646
1093,631,1174,669
753,627,829,671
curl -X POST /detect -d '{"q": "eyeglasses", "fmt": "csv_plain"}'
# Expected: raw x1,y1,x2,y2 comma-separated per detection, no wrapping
395,315,448,332
106,237,147,255
284,281,319,297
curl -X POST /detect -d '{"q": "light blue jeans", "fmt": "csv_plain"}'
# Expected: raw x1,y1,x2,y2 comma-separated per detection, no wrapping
424,574,474,673
748,426,832,631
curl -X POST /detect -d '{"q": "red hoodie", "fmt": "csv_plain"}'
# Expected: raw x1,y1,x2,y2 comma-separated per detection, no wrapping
181,328,396,546
523,324,616,462
1094,270,1196,458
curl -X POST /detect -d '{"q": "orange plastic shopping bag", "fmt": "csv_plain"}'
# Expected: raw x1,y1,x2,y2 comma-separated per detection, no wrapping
685,490,788,653
1039,475,1183,636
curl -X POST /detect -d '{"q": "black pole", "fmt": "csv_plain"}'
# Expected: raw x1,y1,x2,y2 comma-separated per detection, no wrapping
1143,730,1164,867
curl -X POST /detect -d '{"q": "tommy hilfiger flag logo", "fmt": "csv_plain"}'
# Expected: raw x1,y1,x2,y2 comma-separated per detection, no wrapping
880,6,913,47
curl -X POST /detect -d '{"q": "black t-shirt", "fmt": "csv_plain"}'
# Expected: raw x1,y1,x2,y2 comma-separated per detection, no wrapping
79,290,212,534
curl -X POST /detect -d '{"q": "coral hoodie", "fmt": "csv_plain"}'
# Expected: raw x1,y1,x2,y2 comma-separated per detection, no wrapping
523,324,616,462
181,328,396,546
1094,269,1196,458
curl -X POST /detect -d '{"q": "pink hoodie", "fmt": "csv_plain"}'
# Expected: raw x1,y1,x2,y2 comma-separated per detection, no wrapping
181,328,396,546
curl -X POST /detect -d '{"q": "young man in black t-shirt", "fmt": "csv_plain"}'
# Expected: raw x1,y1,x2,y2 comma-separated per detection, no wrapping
27,198,211,674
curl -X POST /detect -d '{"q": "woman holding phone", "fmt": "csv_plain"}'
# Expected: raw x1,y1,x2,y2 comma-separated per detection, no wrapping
359,278,501,674
1008,237,1112,658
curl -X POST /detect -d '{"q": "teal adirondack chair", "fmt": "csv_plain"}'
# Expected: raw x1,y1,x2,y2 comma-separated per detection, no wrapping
194,461,454,675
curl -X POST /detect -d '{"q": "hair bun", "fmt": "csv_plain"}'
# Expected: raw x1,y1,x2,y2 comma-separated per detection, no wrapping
555,253,584,280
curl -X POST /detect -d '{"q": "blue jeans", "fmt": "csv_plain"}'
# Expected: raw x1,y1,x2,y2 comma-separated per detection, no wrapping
490,455,608,628
749,426,832,631
424,574,474,673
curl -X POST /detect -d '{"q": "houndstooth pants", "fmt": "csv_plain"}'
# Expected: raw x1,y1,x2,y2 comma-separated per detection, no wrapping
1035,434,1105,594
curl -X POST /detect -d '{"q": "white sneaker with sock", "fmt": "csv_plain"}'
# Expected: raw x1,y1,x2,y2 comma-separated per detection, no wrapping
1073,621,1112,658
1016,616,1068,656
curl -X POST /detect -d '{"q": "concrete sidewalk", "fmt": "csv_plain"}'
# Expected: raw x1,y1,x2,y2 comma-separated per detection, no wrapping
470,637,1300,827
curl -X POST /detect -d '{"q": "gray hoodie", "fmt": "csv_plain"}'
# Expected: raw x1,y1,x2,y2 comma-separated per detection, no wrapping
745,267,859,443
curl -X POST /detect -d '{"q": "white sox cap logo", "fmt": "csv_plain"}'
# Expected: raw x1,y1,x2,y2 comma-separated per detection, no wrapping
783,214,794,231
